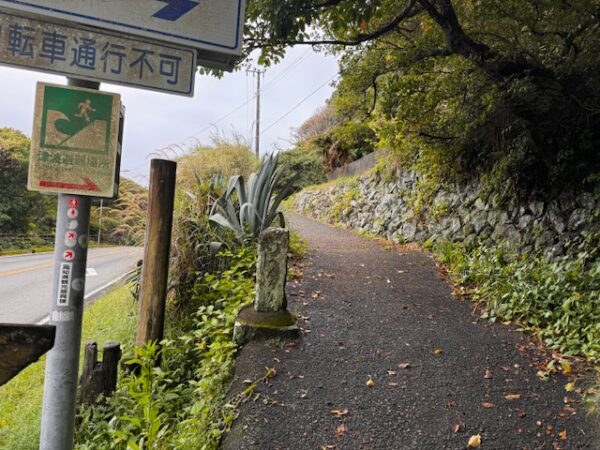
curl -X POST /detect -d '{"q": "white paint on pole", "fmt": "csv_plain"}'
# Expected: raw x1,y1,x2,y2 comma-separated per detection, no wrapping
0,11,197,95
50,309,74,322
0,0,245,69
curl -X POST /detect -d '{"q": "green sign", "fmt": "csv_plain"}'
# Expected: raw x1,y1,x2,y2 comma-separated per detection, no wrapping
40,86,114,154
28,83,121,198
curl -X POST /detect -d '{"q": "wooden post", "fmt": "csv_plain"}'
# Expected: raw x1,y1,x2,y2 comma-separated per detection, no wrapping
136,159,177,347
102,341,121,394
79,341,122,404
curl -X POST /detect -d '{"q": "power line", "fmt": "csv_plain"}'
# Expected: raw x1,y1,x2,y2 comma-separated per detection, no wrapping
260,74,337,136
188,50,315,140
262,48,312,89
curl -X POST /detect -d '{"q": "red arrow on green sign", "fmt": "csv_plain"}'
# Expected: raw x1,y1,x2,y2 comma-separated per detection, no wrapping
39,178,101,192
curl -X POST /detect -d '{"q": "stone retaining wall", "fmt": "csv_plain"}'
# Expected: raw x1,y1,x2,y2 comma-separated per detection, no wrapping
294,171,599,258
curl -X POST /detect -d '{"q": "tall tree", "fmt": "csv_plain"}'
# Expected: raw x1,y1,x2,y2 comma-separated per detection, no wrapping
0,128,53,237
244,0,600,192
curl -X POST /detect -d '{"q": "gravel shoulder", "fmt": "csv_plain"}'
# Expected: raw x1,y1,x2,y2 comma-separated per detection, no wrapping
222,213,598,450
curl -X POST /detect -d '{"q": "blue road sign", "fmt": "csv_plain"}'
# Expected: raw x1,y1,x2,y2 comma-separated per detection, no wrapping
0,0,246,69
153,0,200,21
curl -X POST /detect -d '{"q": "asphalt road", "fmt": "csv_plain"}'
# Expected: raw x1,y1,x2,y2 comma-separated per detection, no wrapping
223,213,596,450
0,246,143,324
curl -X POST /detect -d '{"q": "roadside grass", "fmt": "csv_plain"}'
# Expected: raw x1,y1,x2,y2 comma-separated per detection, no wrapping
0,243,117,257
0,284,137,450
0,246,54,256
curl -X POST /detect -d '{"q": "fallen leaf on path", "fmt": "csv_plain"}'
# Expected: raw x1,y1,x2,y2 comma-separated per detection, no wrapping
387,370,397,376
242,384,257,396
311,291,322,298
388,382,398,387
398,363,412,369
336,423,347,438
366,377,375,387
434,348,443,356
560,360,573,375
558,430,568,440
565,382,575,392
467,434,481,448
330,408,349,417
516,409,527,418
481,402,495,409
504,394,521,401
451,420,465,433
484,370,493,379
321,445,336,450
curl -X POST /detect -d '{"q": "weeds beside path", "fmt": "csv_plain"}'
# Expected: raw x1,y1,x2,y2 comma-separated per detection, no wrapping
223,213,597,450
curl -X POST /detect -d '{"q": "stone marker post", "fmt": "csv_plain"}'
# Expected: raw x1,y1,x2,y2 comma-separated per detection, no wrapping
254,227,289,312
234,227,298,344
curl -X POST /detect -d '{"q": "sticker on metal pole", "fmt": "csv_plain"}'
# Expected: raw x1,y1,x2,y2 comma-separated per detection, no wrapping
28,82,121,198
57,262,73,306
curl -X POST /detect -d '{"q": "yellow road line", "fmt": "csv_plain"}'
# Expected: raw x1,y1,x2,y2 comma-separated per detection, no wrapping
0,249,138,277
0,261,54,277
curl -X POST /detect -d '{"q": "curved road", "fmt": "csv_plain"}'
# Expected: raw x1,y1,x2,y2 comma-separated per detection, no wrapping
0,247,142,324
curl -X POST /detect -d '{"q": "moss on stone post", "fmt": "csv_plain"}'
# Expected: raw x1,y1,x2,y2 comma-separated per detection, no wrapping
234,227,298,344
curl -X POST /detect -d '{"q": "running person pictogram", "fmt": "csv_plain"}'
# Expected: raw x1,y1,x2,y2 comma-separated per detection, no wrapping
74,99,96,123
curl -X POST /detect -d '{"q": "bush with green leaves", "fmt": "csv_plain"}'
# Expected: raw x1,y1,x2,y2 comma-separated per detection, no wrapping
209,153,298,242
429,229,600,362
75,248,256,449
0,128,55,239
276,145,327,195
170,176,237,304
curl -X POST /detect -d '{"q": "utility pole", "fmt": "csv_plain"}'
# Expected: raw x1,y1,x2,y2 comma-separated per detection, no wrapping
97,199,103,246
247,68,265,159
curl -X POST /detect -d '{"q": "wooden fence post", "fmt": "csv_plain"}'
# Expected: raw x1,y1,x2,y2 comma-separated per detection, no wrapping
135,159,177,347
79,341,122,404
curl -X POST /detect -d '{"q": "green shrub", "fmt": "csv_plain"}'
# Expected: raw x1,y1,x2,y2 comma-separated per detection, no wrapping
75,249,256,449
276,145,327,195
431,230,600,362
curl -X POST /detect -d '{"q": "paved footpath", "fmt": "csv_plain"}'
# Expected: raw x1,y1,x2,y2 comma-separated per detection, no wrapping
222,214,598,450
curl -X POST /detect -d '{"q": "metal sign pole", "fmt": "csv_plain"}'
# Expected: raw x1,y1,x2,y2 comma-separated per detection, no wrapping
39,78,98,450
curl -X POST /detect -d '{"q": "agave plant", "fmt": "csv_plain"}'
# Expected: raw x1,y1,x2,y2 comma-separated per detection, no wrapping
209,153,298,241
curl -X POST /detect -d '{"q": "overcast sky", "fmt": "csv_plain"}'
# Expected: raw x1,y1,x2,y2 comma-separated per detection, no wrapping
0,46,339,185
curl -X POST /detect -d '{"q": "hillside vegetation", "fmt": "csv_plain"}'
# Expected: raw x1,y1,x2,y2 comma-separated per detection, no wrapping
254,0,600,199
0,127,147,250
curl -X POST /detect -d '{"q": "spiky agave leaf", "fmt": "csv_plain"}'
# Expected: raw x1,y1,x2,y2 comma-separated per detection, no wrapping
209,152,298,242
